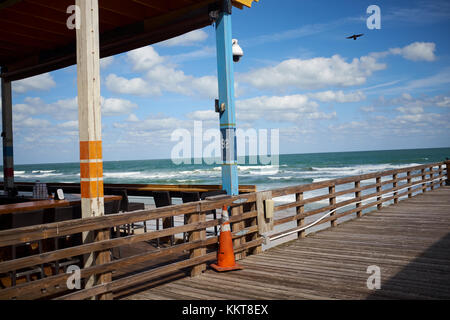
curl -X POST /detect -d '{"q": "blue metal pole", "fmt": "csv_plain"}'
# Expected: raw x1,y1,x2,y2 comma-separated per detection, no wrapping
215,11,239,196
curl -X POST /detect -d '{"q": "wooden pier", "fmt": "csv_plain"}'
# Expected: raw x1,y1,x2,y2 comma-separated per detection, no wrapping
123,186,450,300
0,162,449,300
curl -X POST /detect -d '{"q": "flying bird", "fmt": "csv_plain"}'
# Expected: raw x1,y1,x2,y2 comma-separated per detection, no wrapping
346,34,364,40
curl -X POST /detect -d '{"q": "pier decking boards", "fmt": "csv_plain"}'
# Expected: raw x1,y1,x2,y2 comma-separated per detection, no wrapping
121,187,450,300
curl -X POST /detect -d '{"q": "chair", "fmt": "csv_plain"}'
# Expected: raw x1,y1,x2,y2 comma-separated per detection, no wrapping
49,205,82,275
10,210,45,286
181,192,200,242
153,191,174,246
200,190,227,236
107,189,146,236
181,191,225,238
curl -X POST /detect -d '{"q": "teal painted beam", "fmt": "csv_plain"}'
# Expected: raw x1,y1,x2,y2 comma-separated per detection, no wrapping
215,11,239,195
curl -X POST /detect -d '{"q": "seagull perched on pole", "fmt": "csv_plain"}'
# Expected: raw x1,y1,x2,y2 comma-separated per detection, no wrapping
346,33,364,40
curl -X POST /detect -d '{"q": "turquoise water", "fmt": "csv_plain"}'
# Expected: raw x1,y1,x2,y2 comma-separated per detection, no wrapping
5,147,449,191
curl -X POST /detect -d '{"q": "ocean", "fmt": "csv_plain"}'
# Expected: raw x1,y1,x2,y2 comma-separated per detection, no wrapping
8,147,450,191
6,147,450,246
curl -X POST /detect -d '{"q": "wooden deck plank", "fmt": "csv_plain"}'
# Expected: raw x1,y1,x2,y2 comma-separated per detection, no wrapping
122,187,450,300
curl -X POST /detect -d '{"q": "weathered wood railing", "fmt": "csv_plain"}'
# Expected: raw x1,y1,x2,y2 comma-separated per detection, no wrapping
268,162,448,241
0,161,448,300
0,192,261,300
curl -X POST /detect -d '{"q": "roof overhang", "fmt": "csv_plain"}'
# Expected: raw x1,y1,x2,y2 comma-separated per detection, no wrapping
0,0,223,81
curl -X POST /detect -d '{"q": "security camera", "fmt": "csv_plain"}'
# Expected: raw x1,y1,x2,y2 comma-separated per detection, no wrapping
232,39,243,62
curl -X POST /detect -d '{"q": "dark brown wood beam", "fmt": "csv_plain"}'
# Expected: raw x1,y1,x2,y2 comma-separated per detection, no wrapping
131,0,170,13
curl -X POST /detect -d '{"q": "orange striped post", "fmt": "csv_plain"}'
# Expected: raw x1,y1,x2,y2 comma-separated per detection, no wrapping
76,0,110,299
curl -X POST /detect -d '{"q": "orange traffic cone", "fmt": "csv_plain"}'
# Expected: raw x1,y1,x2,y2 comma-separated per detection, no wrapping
210,205,243,272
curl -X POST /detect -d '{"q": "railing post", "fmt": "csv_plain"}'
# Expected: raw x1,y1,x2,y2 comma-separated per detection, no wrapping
446,160,450,186
296,192,305,238
430,166,434,191
438,164,444,187
247,201,262,254
231,205,244,260
393,173,398,204
188,209,206,277
421,168,426,192
376,177,382,210
329,185,336,227
407,171,412,198
355,181,362,218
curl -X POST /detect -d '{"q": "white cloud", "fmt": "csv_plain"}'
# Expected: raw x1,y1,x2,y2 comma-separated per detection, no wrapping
186,110,217,121
239,55,386,90
127,46,165,72
168,46,216,63
57,120,78,129
308,90,365,103
100,56,115,69
105,74,160,96
16,117,51,128
106,46,218,99
145,65,217,98
390,42,436,62
127,113,139,122
436,97,450,108
13,73,56,93
386,93,450,110
159,30,208,47
360,106,374,113
396,106,424,114
14,97,78,120
102,98,138,116
236,94,335,122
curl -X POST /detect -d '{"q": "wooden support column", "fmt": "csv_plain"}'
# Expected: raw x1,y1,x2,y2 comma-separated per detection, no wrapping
376,177,382,210
296,192,305,238
1,73,14,196
329,186,336,227
438,164,444,186
393,173,398,204
355,181,362,218
76,0,110,299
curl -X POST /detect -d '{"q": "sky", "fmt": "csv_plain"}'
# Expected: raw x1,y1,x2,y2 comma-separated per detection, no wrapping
2,0,450,164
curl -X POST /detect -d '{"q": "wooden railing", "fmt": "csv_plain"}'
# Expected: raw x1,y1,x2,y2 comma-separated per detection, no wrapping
0,192,261,300
0,161,448,300
268,162,448,241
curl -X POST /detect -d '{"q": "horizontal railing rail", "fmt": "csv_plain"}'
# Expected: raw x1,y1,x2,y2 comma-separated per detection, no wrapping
0,160,448,300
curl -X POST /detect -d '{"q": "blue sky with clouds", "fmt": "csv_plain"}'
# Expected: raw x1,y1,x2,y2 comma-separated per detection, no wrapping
4,0,450,164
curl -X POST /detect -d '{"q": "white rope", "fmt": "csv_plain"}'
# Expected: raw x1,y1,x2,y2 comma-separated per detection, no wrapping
267,175,444,242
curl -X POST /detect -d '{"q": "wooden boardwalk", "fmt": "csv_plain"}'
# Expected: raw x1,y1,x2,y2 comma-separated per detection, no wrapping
121,186,450,300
